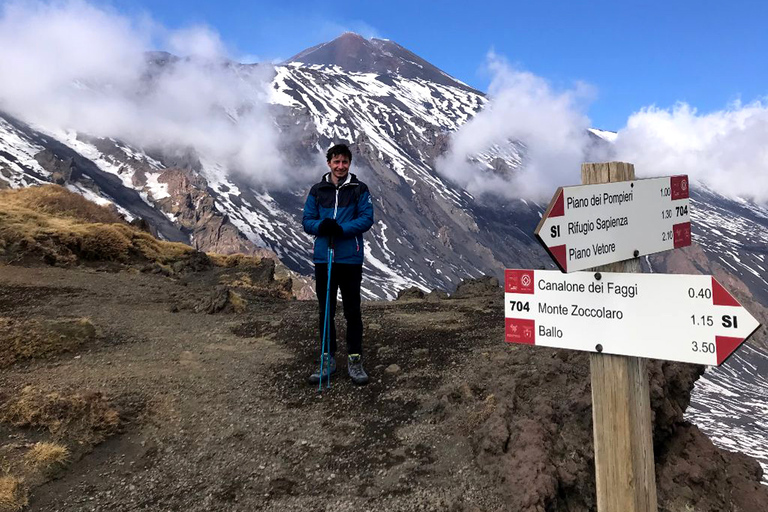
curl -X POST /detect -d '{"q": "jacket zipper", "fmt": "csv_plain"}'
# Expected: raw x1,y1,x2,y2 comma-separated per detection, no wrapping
334,187,339,219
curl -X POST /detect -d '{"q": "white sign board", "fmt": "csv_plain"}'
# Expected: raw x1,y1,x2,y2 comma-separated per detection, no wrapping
535,175,691,272
505,269,760,365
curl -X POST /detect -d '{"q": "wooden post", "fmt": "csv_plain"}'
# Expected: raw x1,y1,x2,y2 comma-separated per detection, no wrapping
583,162,658,512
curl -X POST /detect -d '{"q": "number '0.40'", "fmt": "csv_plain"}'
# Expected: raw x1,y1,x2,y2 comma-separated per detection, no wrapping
688,287,712,299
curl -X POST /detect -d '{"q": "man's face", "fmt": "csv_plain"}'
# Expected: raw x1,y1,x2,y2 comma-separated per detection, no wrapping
327,154,350,185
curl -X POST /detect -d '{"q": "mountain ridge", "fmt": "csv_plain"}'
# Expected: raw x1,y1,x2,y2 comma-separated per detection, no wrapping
286,32,479,94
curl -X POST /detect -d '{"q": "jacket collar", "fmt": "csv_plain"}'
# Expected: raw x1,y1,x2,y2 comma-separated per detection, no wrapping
322,172,356,187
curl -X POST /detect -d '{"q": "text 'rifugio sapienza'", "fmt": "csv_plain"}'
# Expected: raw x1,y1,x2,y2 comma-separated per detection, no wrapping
567,216,629,237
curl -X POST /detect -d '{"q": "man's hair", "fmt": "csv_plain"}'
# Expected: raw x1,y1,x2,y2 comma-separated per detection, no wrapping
326,143,352,163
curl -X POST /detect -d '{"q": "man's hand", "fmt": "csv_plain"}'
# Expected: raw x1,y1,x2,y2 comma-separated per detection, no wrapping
318,218,343,237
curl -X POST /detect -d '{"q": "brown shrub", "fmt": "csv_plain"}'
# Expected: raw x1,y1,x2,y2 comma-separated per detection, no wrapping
0,476,27,512
131,230,192,264
0,317,96,368
76,224,132,261
0,386,120,444
23,442,69,471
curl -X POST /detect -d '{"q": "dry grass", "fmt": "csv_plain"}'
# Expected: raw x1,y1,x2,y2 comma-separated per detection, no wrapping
23,442,69,471
228,290,247,314
0,386,120,444
208,253,263,268
9,185,124,224
468,394,498,431
213,256,294,300
0,185,194,266
0,317,96,368
0,385,131,509
0,476,27,512
218,273,255,288
0,186,294,293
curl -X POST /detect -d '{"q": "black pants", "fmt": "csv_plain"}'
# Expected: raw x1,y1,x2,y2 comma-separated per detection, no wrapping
315,263,363,357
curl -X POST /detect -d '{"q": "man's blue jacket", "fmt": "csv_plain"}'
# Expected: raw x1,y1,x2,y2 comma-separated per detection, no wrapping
302,172,374,264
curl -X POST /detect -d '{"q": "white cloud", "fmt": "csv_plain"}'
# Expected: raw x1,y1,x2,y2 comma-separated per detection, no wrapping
614,101,768,202
0,0,148,105
437,51,768,204
167,25,228,61
318,21,381,42
436,52,597,200
0,0,287,187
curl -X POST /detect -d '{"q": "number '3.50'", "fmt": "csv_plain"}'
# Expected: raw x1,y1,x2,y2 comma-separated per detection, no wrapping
692,341,715,353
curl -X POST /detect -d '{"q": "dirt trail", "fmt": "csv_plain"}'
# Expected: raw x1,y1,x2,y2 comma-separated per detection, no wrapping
0,264,507,511
1,264,767,512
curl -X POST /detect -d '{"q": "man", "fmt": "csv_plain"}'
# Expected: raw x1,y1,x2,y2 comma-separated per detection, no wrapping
302,143,374,385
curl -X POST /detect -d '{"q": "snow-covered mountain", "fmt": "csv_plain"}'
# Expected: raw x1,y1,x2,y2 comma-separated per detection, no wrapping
1,31,767,481
1,32,553,300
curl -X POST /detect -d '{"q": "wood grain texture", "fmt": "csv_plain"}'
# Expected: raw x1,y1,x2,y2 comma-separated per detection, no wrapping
582,161,659,512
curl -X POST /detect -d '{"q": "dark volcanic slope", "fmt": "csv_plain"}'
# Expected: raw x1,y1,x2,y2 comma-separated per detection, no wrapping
286,32,480,93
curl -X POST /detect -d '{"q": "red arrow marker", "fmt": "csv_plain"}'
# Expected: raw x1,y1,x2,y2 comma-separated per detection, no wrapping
711,278,760,365
716,336,747,365
550,189,565,218
712,277,741,307
549,245,568,272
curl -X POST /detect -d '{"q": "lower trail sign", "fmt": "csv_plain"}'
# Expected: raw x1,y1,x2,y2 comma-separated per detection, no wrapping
505,269,760,366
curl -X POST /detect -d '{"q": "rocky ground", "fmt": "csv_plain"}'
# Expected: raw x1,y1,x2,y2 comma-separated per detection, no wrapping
1,263,767,512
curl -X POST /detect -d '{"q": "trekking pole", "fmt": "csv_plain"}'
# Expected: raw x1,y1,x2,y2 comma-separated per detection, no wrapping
318,238,335,392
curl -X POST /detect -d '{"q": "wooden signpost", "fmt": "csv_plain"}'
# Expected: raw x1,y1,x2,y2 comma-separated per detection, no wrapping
578,162,652,512
505,162,761,512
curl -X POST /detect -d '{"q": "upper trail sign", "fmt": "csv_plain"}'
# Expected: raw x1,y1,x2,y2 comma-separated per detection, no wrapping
535,175,691,272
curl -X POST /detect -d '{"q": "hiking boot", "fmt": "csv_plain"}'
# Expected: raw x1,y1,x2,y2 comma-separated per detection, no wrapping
348,354,369,385
308,354,336,385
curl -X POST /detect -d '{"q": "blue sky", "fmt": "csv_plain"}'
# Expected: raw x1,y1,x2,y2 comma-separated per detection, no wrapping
1,0,765,199
104,0,768,131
